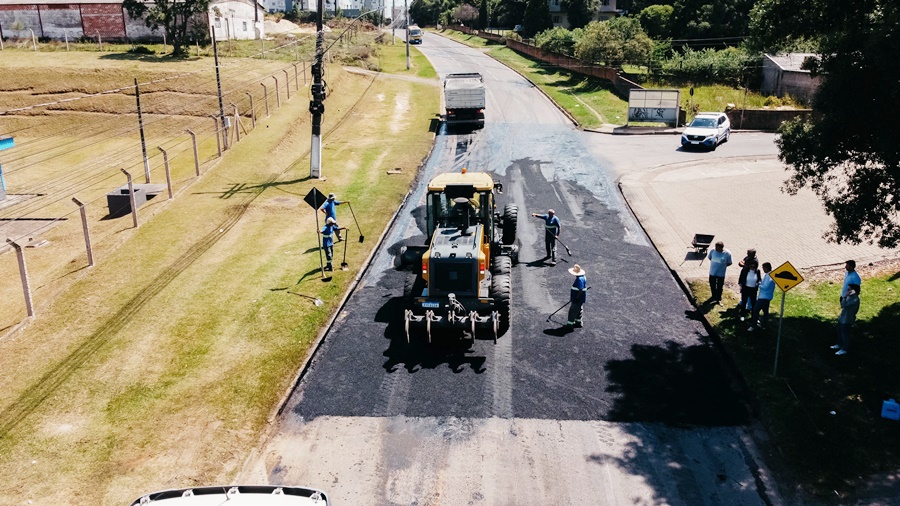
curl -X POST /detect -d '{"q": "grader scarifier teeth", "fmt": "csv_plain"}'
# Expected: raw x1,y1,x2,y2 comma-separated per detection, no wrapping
426,310,441,343
491,311,500,344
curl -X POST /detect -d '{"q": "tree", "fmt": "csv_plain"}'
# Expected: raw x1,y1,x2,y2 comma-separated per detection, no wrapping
561,0,594,30
478,0,489,29
452,3,479,24
534,26,582,55
522,0,552,38
495,0,527,28
638,4,673,39
670,0,754,40
122,0,210,56
574,17,652,67
410,0,442,26
751,1,900,247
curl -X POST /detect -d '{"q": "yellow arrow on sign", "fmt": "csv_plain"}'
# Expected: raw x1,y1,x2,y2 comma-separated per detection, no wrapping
770,261,804,292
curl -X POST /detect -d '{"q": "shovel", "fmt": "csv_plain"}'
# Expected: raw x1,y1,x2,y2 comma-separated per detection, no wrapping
347,202,365,243
288,291,324,306
341,231,349,270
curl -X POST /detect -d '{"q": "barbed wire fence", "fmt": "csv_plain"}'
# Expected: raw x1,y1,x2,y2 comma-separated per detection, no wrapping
0,34,328,328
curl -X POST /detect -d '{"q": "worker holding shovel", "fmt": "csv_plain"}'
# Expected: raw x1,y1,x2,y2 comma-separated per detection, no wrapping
318,217,347,271
319,193,349,242
566,264,588,328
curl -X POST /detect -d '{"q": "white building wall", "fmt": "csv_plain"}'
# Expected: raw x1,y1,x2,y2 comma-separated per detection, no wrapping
210,0,265,40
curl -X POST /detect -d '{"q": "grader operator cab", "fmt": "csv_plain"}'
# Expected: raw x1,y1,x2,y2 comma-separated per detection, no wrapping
401,169,518,343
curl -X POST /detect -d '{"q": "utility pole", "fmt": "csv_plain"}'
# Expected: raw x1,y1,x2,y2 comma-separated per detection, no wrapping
212,27,229,150
405,0,409,70
392,0,395,44
309,0,326,178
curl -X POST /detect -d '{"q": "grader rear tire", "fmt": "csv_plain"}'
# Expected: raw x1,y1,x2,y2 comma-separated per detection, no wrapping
491,255,512,276
490,273,511,333
502,204,518,245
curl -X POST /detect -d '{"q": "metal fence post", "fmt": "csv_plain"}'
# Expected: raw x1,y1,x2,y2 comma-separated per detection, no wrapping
293,63,299,91
158,147,172,199
7,239,35,317
245,92,256,128
260,83,270,117
273,76,281,108
283,69,290,100
185,129,200,176
210,116,222,157
71,197,94,267
231,103,241,142
121,168,138,228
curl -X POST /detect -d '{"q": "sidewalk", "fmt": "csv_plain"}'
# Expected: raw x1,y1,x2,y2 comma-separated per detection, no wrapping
619,155,895,284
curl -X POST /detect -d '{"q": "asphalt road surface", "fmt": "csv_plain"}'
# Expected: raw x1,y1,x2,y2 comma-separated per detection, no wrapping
242,32,786,505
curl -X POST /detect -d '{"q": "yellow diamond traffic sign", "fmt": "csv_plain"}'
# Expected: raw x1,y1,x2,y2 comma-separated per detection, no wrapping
770,261,804,292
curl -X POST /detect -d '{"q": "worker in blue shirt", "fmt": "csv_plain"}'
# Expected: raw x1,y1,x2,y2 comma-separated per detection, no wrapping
749,262,776,331
532,208,561,265
841,259,861,302
707,241,732,304
319,193,349,242
318,217,346,271
567,264,587,328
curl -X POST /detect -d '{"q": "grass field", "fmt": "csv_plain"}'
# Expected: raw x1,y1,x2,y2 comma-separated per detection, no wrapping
688,265,900,499
0,39,438,504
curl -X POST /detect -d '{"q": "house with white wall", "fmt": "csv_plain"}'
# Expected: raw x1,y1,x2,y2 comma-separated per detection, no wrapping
549,0,617,29
209,0,266,40
761,53,822,103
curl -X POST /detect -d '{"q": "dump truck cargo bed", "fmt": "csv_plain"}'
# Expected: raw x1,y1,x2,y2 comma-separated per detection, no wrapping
444,73,485,125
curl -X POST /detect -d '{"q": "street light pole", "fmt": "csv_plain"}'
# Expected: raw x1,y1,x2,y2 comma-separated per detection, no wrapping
405,0,409,70
309,0,326,178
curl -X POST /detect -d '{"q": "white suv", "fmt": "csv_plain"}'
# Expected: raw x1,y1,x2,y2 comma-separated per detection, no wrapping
681,112,731,150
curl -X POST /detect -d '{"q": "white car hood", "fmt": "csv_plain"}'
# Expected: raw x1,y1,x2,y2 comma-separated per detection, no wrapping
683,126,717,137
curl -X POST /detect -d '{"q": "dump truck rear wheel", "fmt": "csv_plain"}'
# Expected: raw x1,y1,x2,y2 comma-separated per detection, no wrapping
502,204,518,245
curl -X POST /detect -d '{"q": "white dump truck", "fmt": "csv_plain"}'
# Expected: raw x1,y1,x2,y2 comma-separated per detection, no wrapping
443,73,485,127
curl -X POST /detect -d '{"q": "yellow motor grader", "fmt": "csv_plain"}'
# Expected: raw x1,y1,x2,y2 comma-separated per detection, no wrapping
400,169,518,343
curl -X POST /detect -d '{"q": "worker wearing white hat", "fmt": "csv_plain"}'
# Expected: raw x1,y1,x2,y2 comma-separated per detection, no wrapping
318,217,346,271
319,193,349,242
567,264,587,328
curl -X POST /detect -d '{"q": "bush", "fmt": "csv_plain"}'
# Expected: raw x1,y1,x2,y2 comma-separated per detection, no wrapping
128,46,154,55
534,26,581,57
574,17,652,67
658,46,758,87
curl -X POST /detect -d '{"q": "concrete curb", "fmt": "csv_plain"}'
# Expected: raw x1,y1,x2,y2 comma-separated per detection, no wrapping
615,178,760,415
265,131,439,425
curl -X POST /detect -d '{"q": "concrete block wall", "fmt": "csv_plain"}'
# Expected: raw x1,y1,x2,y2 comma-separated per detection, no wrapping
0,3,165,42
80,3,125,38
124,14,156,41
38,4,84,39
0,5,41,39
727,109,813,131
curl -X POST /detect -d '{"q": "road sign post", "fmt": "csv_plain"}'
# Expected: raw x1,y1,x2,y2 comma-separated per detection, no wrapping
771,261,804,376
305,187,328,276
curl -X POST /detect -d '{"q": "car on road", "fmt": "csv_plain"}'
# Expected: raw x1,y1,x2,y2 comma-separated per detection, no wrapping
681,112,730,150
409,25,423,44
